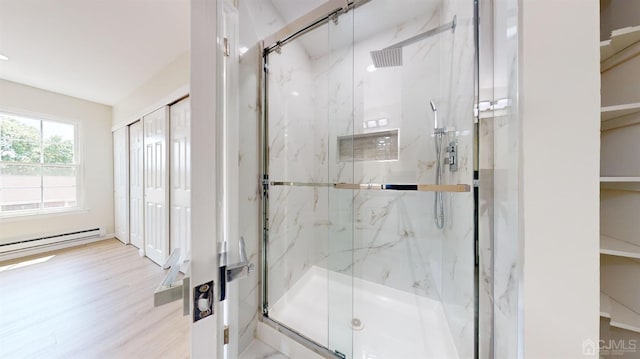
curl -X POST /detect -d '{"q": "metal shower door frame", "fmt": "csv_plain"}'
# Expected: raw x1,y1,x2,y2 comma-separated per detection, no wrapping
259,2,366,357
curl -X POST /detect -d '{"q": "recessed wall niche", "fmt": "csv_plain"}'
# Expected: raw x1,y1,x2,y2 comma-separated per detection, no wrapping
338,129,399,162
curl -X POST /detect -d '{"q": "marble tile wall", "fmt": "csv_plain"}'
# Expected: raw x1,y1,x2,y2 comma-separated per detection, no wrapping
237,0,291,352
307,4,476,358
264,23,332,308
477,0,520,357
308,2,452,304
437,0,476,357
237,40,261,352
490,0,521,357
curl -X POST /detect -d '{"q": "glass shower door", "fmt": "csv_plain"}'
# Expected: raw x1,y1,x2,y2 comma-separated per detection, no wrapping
263,11,355,357
326,7,355,359
343,0,475,358
263,0,476,358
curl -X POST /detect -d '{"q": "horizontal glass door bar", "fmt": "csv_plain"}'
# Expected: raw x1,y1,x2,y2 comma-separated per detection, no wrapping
270,181,471,193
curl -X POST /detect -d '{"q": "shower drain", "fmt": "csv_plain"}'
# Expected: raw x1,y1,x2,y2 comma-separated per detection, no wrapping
349,318,364,331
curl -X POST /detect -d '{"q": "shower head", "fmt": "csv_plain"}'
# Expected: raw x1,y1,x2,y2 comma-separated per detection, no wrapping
369,15,457,69
430,100,437,112
370,47,403,68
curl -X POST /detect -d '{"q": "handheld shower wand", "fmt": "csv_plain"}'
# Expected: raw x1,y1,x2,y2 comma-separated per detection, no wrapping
430,100,438,129
431,100,445,229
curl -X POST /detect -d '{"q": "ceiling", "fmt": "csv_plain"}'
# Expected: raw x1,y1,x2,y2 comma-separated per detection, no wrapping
269,0,326,24
269,0,437,60
0,0,435,106
0,0,189,106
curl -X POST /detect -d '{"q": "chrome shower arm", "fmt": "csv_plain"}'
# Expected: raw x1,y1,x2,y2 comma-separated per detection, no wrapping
383,15,456,50
371,16,456,68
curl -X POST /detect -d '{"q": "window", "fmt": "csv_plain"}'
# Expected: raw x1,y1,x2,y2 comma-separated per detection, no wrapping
0,112,79,215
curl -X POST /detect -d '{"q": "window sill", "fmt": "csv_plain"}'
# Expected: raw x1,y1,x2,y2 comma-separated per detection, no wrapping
0,207,89,222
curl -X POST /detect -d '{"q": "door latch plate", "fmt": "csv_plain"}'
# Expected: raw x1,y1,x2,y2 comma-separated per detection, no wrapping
193,281,214,322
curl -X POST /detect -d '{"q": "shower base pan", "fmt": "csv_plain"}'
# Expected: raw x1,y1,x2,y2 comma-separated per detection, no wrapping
269,266,459,358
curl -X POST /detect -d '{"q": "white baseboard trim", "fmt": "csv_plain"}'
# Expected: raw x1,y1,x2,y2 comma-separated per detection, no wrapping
0,233,115,262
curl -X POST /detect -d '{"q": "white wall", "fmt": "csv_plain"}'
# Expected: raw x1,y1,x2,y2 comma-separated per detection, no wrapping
0,79,114,245
519,0,600,357
112,51,190,129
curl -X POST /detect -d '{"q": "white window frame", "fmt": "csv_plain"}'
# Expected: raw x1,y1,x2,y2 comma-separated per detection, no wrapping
0,111,82,218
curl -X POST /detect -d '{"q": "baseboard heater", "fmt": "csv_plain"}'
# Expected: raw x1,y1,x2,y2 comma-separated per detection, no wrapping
0,228,104,254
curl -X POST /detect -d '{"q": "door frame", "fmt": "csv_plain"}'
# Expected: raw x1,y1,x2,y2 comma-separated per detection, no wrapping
190,0,222,357
113,126,129,245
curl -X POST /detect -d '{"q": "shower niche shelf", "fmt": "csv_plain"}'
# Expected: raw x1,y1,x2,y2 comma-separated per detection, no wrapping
338,129,399,162
600,24,640,71
600,235,640,259
600,177,640,192
601,102,640,130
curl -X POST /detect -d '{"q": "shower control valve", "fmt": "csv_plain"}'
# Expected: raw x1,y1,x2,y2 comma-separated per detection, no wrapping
445,140,458,172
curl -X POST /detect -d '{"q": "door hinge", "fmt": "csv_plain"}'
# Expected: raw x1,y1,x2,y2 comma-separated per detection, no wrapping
224,325,230,345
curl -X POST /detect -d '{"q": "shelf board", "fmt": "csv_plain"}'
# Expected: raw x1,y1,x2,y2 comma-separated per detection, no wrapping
600,235,640,259
601,25,640,71
611,297,640,333
601,103,640,122
601,291,612,318
600,177,640,192
601,291,640,333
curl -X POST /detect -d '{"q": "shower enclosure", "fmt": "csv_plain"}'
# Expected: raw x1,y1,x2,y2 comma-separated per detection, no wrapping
260,0,476,357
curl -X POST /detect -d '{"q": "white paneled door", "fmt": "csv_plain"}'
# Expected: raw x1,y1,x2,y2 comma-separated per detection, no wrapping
113,127,129,244
129,121,144,251
143,106,170,266
170,97,191,270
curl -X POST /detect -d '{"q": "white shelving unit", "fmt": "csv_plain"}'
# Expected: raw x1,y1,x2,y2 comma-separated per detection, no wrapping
599,3,640,346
